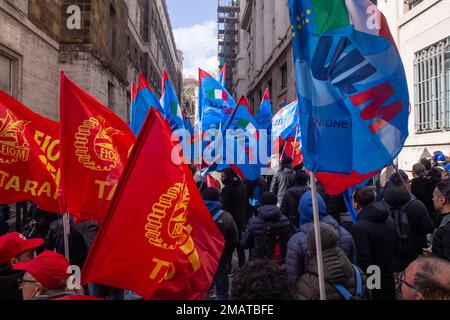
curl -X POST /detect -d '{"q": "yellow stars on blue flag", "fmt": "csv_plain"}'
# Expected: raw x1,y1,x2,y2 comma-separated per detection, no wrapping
291,8,312,38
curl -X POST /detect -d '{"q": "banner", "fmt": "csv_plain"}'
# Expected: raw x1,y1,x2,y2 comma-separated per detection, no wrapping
82,109,224,299
59,73,136,222
0,90,60,212
256,89,273,132
161,68,184,132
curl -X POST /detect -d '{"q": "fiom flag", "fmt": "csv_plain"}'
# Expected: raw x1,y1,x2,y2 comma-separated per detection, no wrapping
0,90,60,212
198,69,236,131
256,89,273,132
289,0,409,194
130,74,164,135
161,68,184,132
82,109,224,299
59,73,136,222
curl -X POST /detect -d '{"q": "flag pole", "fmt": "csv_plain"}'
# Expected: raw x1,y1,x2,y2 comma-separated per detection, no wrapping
310,172,327,300
62,213,71,262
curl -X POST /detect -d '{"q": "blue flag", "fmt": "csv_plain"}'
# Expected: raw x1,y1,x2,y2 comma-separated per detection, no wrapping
198,68,236,131
130,74,164,135
272,100,300,141
256,89,273,133
289,0,409,194
160,68,184,131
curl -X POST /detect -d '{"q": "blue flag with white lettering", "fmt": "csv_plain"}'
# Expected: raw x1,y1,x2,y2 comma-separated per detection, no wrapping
289,0,409,194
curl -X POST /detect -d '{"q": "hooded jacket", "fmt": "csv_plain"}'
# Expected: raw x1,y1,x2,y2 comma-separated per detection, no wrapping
220,175,247,234
284,192,356,283
0,264,23,300
241,205,290,260
411,176,436,218
280,185,310,234
383,187,435,271
351,201,396,300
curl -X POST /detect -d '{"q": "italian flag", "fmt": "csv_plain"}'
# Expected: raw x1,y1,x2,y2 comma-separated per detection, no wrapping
207,89,228,102
307,0,394,45
170,101,182,118
237,118,258,140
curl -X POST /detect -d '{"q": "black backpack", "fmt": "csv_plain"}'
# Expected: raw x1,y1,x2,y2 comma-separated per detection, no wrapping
260,220,290,264
384,199,415,256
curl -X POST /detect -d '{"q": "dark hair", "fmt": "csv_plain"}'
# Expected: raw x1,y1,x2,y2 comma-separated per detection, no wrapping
414,256,450,300
260,192,278,206
280,157,293,171
231,259,296,300
436,181,450,203
420,158,432,171
412,163,427,178
353,187,376,208
389,170,410,187
201,187,220,201
292,170,309,187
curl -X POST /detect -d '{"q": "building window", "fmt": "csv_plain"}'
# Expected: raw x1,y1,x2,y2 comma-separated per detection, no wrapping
280,63,288,90
108,81,115,112
108,4,116,55
414,37,450,133
407,0,424,10
0,51,18,98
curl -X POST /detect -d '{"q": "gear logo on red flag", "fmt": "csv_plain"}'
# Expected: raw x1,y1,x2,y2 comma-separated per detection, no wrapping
145,182,190,250
0,110,31,164
74,116,123,171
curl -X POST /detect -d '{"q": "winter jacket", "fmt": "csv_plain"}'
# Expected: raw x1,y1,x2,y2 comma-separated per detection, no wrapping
221,179,248,234
280,186,310,234
205,200,239,258
351,202,396,300
285,215,356,284
411,177,436,218
432,213,450,262
241,205,290,260
383,187,436,271
0,264,23,300
270,168,295,206
297,247,367,300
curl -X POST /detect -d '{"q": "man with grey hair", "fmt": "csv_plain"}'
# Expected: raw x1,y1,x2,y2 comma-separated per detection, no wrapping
400,256,450,300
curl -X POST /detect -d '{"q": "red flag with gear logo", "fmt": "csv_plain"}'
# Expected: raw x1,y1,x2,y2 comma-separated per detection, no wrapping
0,90,60,212
59,73,136,222
82,109,224,299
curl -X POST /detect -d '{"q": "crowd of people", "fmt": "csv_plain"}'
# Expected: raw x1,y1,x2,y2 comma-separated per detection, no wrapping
1,152,450,301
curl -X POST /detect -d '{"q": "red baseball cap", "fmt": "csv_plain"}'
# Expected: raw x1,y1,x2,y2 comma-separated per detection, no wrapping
13,251,70,289
0,232,44,265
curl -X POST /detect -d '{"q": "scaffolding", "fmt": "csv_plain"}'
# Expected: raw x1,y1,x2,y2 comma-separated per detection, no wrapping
218,0,240,92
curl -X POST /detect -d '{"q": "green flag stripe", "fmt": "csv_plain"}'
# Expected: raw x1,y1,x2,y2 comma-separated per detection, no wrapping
313,0,350,34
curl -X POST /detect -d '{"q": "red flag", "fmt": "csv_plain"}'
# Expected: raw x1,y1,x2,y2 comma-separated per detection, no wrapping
0,90,60,212
316,171,378,195
284,137,303,168
59,73,136,222
82,109,224,299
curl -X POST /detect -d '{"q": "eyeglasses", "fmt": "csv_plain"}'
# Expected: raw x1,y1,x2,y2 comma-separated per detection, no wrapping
17,278,38,288
398,271,418,291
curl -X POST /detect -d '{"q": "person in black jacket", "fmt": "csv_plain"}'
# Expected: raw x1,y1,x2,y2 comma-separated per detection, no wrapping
431,181,450,262
242,192,290,262
280,170,309,235
0,232,44,300
411,163,436,219
202,188,238,300
383,185,435,272
220,168,248,267
352,187,396,300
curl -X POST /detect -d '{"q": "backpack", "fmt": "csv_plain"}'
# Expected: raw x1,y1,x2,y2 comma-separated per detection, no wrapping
384,199,415,256
331,265,364,301
260,220,290,264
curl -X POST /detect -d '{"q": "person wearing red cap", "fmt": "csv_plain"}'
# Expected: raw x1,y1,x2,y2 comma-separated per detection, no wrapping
0,232,44,300
13,251,83,300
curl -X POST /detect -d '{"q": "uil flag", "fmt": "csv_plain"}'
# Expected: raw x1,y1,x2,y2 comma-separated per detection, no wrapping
216,97,265,181
198,69,236,131
82,110,224,299
256,89,273,132
0,90,60,212
289,0,409,194
272,100,300,141
161,68,184,131
130,74,164,135
218,64,226,87
59,73,136,222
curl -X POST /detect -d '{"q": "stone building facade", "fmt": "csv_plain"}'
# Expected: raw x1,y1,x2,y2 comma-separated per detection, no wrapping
233,0,296,114
0,0,182,122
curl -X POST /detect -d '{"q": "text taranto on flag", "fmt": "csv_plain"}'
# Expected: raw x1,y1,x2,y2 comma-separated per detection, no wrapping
82,109,224,299
59,73,136,222
0,90,60,212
